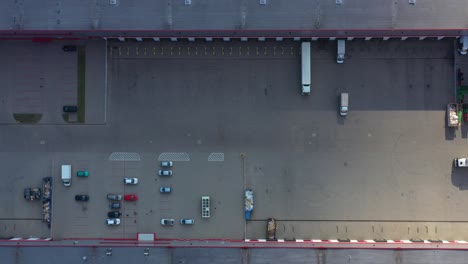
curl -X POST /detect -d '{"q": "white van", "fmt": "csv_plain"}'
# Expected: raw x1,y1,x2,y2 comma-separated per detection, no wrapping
340,93,349,116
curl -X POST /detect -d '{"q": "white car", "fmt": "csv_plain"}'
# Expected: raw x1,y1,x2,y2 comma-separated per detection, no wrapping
106,218,121,226
180,219,194,225
160,161,173,167
124,178,138,184
159,187,172,193
158,170,172,176
161,219,174,226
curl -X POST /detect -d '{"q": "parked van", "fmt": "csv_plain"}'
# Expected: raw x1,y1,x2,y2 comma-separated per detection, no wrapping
459,36,468,55
340,93,349,116
337,39,345,63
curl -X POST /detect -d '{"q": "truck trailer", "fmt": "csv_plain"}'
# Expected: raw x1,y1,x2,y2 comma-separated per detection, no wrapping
301,42,311,95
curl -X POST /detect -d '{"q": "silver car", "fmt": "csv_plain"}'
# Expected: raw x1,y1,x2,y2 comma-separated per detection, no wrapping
106,218,121,226
158,170,172,176
159,187,172,193
107,194,122,201
179,219,194,225
124,178,138,184
161,219,174,226
160,161,173,167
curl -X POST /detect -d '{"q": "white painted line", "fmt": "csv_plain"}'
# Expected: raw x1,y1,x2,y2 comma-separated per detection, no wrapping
401,240,412,243
364,240,375,243
295,239,304,242
27,238,39,240
329,239,339,243
456,240,468,243
387,240,395,243
312,239,322,242
10,238,22,240
258,239,267,242
442,240,450,243
350,240,358,243
244,239,251,242
277,239,284,242
424,240,430,243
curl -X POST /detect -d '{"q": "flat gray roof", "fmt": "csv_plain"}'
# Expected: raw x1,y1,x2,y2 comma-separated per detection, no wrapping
1,0,468,37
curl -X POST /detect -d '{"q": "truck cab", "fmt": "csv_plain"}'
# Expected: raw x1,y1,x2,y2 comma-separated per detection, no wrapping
454,158,468,167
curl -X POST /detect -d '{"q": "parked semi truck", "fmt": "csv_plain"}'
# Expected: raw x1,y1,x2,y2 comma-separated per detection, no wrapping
447,103,460,128
336,39,345,63
244,189,253,220
301,42,311,95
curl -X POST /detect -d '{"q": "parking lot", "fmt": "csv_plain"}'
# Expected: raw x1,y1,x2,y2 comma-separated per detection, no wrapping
3,38,468,241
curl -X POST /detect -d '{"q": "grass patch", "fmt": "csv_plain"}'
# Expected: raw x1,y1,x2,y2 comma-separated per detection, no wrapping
14,113,42,124
77,46,86,123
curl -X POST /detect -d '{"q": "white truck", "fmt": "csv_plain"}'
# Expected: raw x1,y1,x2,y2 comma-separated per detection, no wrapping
340,93,349,116
301,42,311,95
61,165,72,186
454,158,468,167
337,39,345,63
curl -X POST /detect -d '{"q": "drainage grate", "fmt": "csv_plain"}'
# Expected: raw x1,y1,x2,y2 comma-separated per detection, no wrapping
109,152,141,161
208,153,224,162
158,153,190,161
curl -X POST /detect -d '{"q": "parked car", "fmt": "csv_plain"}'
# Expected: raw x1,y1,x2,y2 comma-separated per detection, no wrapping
63,105,78,112
179,219,194,225
107,194,122,201
107,211,122,218
158,170,172,176
159,187,172,193
160,161,173,167
109,202,121,209
63,45,77,52
77,170,89,177
161,219,175,226
106,218,121,226
124,194,138,201
75,195,89,201
124,178,138,184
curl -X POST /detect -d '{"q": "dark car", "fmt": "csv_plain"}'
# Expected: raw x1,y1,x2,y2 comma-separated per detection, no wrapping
107,211,122,218
62,45,77,52
109,202,121,209
75,195,89,201
63,105,78,112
